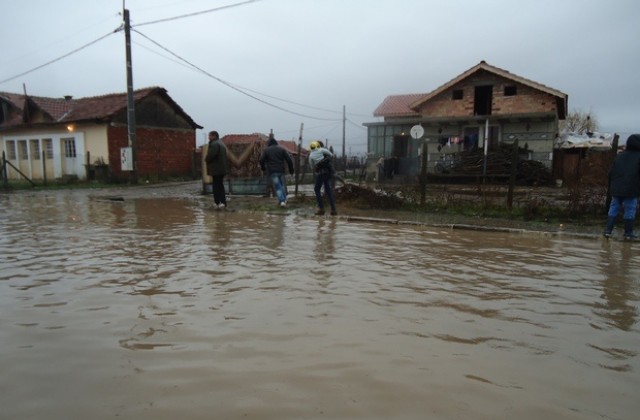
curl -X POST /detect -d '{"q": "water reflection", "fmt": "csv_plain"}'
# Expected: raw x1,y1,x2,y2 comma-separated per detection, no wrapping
1,189,639,420
596,242,638,331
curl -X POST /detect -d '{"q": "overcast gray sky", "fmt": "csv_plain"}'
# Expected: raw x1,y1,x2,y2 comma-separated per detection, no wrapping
1,0,639,154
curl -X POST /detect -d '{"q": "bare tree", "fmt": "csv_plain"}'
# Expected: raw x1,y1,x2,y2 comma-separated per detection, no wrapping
561,109,599,134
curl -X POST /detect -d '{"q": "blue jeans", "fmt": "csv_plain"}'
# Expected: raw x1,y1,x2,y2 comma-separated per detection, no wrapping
314,172,336,211
608,197,638,219
270,173,287,203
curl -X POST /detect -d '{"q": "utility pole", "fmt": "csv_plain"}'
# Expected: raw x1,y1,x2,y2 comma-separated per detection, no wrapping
295,122,304,196
123,7,138,184
342,105,346,176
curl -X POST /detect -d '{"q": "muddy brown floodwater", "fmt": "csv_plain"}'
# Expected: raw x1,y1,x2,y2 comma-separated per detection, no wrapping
1,185,638,420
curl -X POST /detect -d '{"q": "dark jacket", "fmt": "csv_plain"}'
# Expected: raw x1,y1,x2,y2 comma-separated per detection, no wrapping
259,138,294,175
205,139,229,177
609,134,640,198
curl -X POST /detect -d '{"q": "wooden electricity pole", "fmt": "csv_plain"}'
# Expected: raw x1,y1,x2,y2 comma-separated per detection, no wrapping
123,8,138,184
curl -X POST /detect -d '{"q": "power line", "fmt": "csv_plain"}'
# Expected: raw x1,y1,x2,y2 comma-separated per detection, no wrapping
346,118,367,130
0,3,374,126
133,0,262,27
133,28,341,122
0,29,119,85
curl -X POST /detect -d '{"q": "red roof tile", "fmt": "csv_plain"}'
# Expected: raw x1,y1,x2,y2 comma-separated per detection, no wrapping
373,93,426,118
221,133,268,145
0,86,201,129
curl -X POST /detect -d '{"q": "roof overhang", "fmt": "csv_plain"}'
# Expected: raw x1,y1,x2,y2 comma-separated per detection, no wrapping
363,112,558,128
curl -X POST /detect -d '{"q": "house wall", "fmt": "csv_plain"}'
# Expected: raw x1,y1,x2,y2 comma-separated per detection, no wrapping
366,116,558,177
107,125,196,181
82,124,109,164
1,127,87,181
415,71,560,118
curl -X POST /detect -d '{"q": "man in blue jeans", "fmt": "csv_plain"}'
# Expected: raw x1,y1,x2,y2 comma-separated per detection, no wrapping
604,133,640,239
259,133,294,207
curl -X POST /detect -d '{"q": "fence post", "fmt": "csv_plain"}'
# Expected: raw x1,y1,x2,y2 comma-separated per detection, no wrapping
420,139,428,206
42,150,47,186
2,152,8,190
507,139,519,211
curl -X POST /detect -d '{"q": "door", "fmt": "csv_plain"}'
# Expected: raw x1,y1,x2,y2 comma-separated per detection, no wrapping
61,137,77,176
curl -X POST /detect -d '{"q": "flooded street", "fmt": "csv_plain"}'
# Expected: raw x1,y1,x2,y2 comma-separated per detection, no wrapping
1,186,639,420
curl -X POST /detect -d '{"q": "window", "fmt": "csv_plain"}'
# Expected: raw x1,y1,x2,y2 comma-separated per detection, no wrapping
30,139,41,160
452,89,463,100
6,140,17,160
63,138,76,158
504,85,517,96
18,140,28,160
42,139,54,159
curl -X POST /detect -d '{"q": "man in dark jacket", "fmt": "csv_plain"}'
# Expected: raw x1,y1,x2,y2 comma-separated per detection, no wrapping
259,133,294,207
205,130,229,209
604,133,640,239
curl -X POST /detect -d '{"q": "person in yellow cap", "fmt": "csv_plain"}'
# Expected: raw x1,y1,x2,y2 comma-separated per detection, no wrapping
308,141,337,215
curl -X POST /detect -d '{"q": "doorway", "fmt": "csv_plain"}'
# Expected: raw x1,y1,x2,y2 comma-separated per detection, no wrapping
392,134,409,158
474,85,493,116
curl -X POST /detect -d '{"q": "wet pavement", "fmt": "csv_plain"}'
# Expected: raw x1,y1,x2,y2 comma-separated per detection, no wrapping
1,182,638,419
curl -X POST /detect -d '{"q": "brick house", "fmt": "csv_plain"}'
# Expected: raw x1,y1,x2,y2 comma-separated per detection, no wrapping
364,61,568,180
0,86,201,182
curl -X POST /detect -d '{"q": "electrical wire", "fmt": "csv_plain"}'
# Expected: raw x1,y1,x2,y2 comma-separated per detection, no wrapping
132,28,341,122
133,0,262,27
0,29,119,85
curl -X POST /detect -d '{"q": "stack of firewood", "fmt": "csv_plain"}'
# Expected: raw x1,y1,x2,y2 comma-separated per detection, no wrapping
225,141,265,178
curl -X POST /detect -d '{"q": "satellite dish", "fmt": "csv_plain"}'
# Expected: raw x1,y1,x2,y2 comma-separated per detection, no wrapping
410,125,424,139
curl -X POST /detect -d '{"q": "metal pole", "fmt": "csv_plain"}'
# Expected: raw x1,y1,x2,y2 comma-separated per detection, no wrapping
124,8,138,184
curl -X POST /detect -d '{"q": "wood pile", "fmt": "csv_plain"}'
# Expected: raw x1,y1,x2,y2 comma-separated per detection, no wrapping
225,141,264,178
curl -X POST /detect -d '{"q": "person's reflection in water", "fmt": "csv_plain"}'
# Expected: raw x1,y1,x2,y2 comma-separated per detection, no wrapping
314,218,337,262
596,244,638,331
206,214,232,264
265,215,286,252
312,218,337,290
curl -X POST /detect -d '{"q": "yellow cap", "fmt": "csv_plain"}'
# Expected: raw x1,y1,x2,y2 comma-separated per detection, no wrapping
309,141,320,150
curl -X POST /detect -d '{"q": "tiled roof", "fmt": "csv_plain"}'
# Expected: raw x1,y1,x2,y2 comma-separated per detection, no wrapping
221,133,268,145
373,93,426,118
221,135,308,156
0,86,201,129
278,140,308,156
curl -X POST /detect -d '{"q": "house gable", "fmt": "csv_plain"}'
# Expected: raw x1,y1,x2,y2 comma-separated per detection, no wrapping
409,61,567,120
413,68,566,119
372,61,567,122
114,94,198,129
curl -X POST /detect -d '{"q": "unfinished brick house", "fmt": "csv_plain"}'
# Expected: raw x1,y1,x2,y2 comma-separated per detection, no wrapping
0,86,201,182
364,61,568,181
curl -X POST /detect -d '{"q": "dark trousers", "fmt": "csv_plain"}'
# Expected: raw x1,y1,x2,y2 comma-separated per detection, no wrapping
211,175,226,205
314,172,336,211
